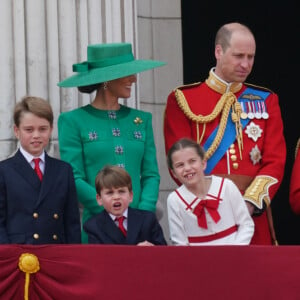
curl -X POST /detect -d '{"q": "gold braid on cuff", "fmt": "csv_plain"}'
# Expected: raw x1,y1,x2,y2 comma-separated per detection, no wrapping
243,175,278,209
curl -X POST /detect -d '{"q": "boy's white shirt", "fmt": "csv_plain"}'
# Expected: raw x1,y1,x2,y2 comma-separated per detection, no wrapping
19,145,45,173
109,208,129,230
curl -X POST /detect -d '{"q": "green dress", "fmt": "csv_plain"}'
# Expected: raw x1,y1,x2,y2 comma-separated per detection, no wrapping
58,104,160,243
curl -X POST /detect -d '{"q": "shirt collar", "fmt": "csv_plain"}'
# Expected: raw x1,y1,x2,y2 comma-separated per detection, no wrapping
110,208,129,221
205,67,243,94
19,146,45,163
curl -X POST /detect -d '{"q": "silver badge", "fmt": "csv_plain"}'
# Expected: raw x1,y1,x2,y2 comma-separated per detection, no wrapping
250,145,262,165
245,121,262,142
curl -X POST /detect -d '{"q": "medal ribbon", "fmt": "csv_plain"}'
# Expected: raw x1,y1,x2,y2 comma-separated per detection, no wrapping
204,87,270,174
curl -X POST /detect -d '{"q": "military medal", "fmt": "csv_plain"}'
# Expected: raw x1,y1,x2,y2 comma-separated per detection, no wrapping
261,102,269,119
250,145,262,165
245,121,262,142
262,112,269,119
255,101,262,119
247,102,254,119
240,102,248,119
241,112,248,119
255,112,261,119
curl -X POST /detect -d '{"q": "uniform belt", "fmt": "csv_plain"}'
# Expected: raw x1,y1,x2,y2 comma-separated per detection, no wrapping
215,174,253,193
188,225,238,243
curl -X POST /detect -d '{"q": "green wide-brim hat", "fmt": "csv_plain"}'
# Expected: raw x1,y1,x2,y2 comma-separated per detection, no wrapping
57,43,166,87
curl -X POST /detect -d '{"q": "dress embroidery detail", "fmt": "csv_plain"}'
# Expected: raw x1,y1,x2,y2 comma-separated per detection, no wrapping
108,111,117,119
134,131,142,139
88,131,98,141
112,128,121,136
115,145,124,154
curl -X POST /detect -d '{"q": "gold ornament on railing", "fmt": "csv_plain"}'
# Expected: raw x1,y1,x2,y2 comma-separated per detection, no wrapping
19,253,40,300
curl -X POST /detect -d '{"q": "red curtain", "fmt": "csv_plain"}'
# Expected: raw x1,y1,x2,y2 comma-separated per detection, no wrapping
0,244,300,299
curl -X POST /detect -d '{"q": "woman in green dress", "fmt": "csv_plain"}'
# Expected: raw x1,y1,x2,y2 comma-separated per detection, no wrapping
57,43,166,243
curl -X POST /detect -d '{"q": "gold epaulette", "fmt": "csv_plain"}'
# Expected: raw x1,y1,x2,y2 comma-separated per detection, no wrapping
173,82,201,92
295,138,300,159
244,82,274,94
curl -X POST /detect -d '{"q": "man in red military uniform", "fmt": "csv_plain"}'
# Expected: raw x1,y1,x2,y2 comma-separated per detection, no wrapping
163,22,286,245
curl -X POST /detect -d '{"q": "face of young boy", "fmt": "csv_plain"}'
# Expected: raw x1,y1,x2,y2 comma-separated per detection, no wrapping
96,186,133,217
14,112,53,157
171,147,207,187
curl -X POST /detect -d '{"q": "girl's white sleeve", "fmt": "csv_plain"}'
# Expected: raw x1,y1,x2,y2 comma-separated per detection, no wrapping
167,192,189,245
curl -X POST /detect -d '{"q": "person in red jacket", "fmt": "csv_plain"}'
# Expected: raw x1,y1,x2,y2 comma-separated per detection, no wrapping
163,22,286,245
289,139,300,214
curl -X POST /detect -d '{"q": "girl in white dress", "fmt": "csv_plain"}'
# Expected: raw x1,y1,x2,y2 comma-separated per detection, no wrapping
166,138,254,245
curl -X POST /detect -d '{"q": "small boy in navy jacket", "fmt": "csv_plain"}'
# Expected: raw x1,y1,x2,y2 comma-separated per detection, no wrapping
0,96,81,244
83,165,167,245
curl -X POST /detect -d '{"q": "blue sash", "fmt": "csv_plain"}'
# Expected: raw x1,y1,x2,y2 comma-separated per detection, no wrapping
204,87,270,174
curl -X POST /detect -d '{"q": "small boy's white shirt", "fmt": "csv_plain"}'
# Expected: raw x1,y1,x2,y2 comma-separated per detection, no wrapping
19,145,45,174
109,208,129,230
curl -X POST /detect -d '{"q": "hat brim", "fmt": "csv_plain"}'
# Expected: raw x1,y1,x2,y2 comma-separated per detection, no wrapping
58,60,166,87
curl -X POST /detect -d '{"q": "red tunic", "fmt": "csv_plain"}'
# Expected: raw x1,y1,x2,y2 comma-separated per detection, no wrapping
164,76,286,245
289,140,300,214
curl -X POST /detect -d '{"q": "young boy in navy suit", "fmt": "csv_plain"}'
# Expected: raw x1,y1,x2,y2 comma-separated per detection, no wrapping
83,165,167,245
0,96,81,244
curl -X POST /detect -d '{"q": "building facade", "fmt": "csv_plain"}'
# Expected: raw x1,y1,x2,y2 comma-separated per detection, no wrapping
0,0,182,242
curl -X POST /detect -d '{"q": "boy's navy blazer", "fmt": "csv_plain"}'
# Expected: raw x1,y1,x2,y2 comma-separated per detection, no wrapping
83,207,167,245
0,149,81,244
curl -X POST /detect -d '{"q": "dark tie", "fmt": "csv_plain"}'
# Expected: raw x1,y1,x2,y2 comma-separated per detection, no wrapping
33,158,43,181
116,216,127,236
